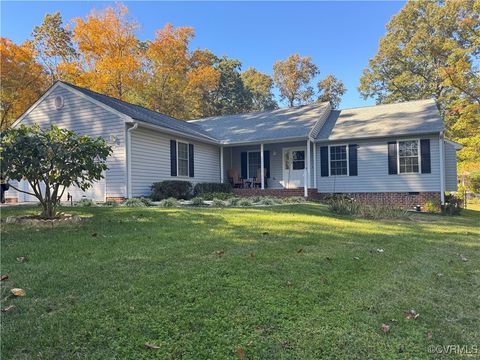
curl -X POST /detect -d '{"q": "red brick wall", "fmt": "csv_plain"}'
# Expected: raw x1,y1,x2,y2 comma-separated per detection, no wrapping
106,197,126,203
5,197,18,204
233,188,440,209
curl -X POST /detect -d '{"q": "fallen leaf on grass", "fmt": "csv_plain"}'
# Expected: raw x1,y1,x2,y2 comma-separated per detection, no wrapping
250,252,256,258
398,344,405,353
297,248,304,254
281,340,291,349
214,250,225,257
247,340,254,347
325,257,332,261
353,257,360,260
235,346,247,359
380,323,391,333
376,248,385,253
286,280,293,287
1,274,8,281
427,331,433,339
1,305,15,313
404,309,419,320
144,343,160,349
11,288,26,297
16,256,27,263
91,232,97,237
460,255,468,262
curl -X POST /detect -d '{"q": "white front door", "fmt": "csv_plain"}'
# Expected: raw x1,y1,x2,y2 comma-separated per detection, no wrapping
282,147,306,189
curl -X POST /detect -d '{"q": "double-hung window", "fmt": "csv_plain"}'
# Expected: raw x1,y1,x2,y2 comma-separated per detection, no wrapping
248,152,261,178
398,140,419,173
177,142,189,177
330,145,348,175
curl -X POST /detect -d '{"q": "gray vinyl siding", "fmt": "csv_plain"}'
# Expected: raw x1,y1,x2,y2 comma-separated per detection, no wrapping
7,85,127,199
444,141,458,192
223,140,314,189
316,135,441,193
130,126,220,197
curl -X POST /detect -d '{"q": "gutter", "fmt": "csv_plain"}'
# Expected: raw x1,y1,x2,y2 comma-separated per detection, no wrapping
439,130,445,205
126,122,138,198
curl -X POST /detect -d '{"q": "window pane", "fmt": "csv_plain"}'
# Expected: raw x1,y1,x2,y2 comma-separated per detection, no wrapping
330,146,347,175
177,142,189,176
248,152,261,178
398,140,419,173
292,150,305,170
292,160,305,170
178,159,188,176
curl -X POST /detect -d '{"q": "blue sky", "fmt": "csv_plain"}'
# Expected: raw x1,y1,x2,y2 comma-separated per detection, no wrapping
1,1,405,109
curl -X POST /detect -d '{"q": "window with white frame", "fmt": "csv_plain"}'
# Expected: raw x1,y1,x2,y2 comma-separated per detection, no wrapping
398,140,419,173
330,145,348,175
177,142,189,176
248,152,261,178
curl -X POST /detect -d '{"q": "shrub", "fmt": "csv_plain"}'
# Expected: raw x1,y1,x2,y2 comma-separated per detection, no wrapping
140,197,153,206
328,196,358,215
211,198,226,207
327,195,408,219
228,197,241,206
423,200,440,213
238,198,253,207
193,182,232,197
258,197,282,206
151,180,193,200
201,192,234,201
123,198,146,207
284,196,307,204
159,197,179,208
75,198,95,207
103,200,119,207
443,194,463,215
191,197,205,207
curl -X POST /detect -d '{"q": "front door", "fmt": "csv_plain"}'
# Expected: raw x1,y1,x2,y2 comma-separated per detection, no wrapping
282,147,306,189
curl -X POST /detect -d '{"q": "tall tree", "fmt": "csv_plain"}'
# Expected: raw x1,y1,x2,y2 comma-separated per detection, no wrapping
358,0,480,165
31,12,77,82
273,54,319,107
317,74,347,109
241,68,278,111
0,38,47,130
64,4,143,101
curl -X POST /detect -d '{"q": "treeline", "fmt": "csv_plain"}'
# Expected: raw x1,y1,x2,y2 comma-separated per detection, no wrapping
0,4,345,130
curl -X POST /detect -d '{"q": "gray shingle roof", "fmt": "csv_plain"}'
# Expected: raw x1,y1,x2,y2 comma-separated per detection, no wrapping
190,102,331,144
316,99,443,141
61,81,217,142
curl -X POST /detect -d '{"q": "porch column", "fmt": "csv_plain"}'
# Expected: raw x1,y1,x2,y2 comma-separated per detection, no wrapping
260,143,265,189
220,146,224,183
313,142,317,189
305,139,310,197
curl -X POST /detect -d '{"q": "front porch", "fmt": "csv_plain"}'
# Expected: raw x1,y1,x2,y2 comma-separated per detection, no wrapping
220,139,317,197
233,187,320,199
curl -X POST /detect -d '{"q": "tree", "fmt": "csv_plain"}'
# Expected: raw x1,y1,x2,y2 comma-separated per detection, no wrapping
203,56,252,116
241,68,278,111
317,75,347,109
31,12,77,82
0,125,112,218
273,54,319,107
358,0,480,166
0,38,47,130
64,4,143,101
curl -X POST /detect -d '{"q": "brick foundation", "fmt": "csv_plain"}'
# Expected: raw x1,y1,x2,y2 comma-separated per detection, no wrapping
5,197,18,204
233,189,440,210
316,192,441,210
106,197,126,203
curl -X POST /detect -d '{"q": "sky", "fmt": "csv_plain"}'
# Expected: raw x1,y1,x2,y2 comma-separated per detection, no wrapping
1,1,406,109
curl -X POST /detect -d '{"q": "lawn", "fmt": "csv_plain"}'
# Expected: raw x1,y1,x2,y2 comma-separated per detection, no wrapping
1,203,479,359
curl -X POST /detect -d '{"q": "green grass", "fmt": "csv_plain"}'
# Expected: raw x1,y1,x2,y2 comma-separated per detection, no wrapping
1,204,479,359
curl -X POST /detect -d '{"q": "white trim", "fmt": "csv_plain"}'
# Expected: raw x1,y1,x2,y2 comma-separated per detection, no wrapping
260,144,265,189
132,121,219,145
445,139,463,150
176,140,190,178
396,138,421,174
313,142,317,188
126,122,138,198
220,146,224,183
282,146,307,189
221,136,308,146
439,132,446,204
328,144,349,176
308,102,332,139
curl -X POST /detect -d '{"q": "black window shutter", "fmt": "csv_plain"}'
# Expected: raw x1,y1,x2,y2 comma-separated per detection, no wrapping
348,144,358,176
188,143,194,177
388,141,397,175
320,146,329,177
241,152,247,179
420,139,431,174
170,140,177,176
263,150,270,178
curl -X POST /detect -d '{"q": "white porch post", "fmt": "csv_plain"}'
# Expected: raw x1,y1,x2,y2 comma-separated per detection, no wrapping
304,139,310,197
313,142,317,189
439,132,445,205
220,146,224,183
260,143,265,189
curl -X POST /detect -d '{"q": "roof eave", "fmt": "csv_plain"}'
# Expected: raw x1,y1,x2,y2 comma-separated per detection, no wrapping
314,129,445,143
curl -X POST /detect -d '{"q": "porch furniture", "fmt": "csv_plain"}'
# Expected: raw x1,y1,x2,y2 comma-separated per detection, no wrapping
253,168,268,188
243,179,253,189
227,168,243,188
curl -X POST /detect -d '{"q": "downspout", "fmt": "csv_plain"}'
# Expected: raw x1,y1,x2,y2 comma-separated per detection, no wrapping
439,130,445,206
127,122,138,199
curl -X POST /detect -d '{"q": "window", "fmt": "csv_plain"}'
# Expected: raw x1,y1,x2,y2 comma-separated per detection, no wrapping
398,140,419,173
292,150,305,170
330,145,348,175
177,142,189,177
248,152,261,178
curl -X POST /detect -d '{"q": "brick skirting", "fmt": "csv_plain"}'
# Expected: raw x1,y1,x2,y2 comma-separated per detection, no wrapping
233,188,440,209
5,197,18,204
106,197,126,203
316,192,441,209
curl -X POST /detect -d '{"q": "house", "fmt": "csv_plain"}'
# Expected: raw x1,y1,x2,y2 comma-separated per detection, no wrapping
5,81,461,208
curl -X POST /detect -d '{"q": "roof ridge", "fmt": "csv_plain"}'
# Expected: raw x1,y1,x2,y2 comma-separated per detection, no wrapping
339,98,435,111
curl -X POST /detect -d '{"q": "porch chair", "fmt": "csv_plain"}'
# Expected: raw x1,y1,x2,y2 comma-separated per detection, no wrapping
253,168,268,188
227,168,243,188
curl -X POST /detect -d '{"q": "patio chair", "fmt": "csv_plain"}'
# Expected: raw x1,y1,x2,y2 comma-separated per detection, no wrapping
227,168,243,188
253,168,268,188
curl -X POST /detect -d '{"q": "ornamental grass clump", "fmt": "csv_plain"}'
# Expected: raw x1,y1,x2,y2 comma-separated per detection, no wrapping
123,198,146,207
191,197,205,207
159,197,179,208
211,198,226,207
